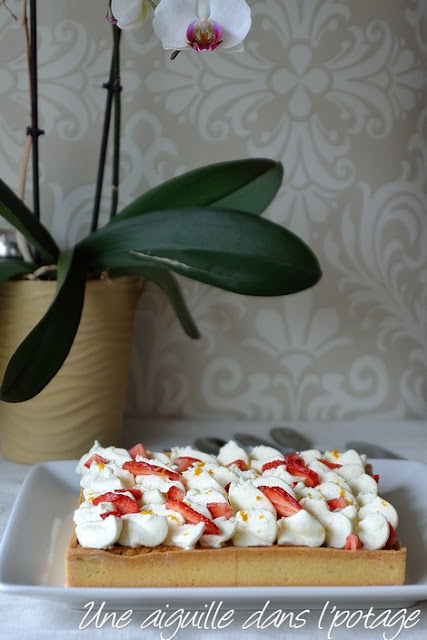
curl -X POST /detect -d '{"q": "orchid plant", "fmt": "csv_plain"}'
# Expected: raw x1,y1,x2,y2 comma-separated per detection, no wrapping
0,0,322,403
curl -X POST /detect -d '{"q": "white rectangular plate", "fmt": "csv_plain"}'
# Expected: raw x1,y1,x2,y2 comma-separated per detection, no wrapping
0,459,426,610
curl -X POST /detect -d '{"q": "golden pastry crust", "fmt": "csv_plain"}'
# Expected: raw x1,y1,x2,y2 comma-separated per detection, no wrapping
65,530,406,587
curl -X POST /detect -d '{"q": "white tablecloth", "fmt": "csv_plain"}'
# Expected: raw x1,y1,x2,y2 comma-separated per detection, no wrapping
1,419,426,640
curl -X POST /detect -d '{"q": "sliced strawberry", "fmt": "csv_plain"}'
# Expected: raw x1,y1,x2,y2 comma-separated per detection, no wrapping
258,485,302,517
225,459,248,470
84,453,109,469
100,510,122,520
317,458,342,470
92,491,139,514
372,474,380,484
385,523,399,550
110,494,139,514
128,443,148,459
115,488,143,500
261,459,287,472
224,482,231,493
173,456,201,472
165,499,220,535
286,461,319,488
327,496,347,511
207,501,235,520
167,485,185,502
345,534,363,551
285,453,304,463
92,491,118,505
123,460,183,482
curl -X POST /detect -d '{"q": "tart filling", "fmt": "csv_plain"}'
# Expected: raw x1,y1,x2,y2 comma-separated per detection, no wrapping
72,439,401,553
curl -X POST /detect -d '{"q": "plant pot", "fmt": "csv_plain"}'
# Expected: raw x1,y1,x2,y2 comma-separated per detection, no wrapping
0,275,141,464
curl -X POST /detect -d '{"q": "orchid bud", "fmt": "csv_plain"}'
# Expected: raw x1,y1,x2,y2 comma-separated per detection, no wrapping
111,0,153,30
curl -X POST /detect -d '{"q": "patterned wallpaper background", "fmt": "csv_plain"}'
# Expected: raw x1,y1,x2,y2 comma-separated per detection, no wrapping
0,1,426,422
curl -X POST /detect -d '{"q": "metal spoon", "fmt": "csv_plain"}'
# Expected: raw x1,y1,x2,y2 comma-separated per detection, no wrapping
233,433,279,451
193,436,227,455
269,426,312,452
345,441,406,460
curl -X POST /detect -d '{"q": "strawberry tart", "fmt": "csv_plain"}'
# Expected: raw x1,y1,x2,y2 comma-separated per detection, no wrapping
65,439,406,587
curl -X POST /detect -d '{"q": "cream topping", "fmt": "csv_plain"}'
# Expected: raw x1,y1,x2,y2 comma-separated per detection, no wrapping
228,479,276,514
76,441,131,474
75,515,122,549
249,445,284,461
118,512,169,548
74,440,400,552
357,513,390,550
358,496,399,528
277,509,326,547
232,509,277,546
170,446,217,465
299,497,354,548
165,522,205,550
200,517,238,549
217,440,249,466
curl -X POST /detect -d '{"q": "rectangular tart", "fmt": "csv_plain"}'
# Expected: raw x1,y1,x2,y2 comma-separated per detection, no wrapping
65,440,407,588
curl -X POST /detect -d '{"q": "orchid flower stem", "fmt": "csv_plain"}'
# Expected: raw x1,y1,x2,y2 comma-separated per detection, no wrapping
29,0,43,223
90,24,122,232
110,25,121,220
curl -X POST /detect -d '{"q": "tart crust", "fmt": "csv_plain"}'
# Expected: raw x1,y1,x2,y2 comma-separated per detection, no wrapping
67,453,407,588
65,531,406,587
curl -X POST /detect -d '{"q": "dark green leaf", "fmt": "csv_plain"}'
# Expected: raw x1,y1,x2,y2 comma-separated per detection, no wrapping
79,207,322,296
110,265,199,339
0,249,87,402
0,258,37,284
110,158,283,222
0,178,60,263
213,161,283,215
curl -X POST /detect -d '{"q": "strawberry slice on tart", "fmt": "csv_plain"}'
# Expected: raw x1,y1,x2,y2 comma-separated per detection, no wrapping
165,499,220,535
84,453,109,469
128,443,148,459
345,534,363,551
173,456,201,472
92,491,139,514
206,502,235,520
167,485,185,502
123,460,183,482
258,485,302,517
327,496,347,511
285,460,319,487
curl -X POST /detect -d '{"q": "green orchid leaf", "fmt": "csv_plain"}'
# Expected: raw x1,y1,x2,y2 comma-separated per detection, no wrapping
110,264,199,339
0,249,87,402
79,207,322,296
0,258,37,284
0,178,60,263
110,159,283,223
213,161,283,215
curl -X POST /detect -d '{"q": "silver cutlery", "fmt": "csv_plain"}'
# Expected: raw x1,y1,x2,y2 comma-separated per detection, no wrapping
269,426,312,452
195,426,313,456
194,434,404,460
233,432,281,451
193,436,227,455
345,440,406,460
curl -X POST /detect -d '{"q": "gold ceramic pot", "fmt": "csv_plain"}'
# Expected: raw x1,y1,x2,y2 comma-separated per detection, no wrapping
0,276,141,463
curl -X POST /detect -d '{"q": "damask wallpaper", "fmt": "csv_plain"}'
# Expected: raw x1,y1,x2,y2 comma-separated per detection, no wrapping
0,1,426,422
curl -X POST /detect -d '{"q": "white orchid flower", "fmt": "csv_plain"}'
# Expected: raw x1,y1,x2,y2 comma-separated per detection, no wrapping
111,0,153,30
153,0,252,52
